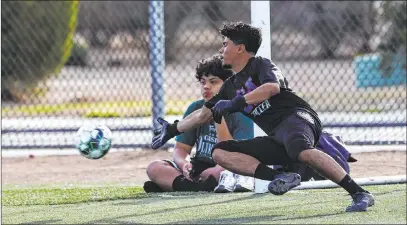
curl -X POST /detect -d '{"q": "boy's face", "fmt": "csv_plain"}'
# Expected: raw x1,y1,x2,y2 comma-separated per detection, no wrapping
199,74,224,101
219,37,239,69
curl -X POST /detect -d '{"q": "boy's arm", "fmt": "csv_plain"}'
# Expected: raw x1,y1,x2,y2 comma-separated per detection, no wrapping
176,106,212,132
212,58,283,119
151,106,212,150
243,57,283,104
152,81,230,149
172,142,195,180
153,90,232,150
243,83,279,105
179,81,231,132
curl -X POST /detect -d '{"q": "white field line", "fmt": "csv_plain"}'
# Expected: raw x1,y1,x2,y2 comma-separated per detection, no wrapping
252,175,406,193
293,175,407,190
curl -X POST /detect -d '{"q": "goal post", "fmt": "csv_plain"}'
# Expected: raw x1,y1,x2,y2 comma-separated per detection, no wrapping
149,0,165,131
250,1,271,60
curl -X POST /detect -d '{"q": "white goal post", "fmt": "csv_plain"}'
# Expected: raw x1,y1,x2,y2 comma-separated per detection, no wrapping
250,0,406,191
250,1,271,60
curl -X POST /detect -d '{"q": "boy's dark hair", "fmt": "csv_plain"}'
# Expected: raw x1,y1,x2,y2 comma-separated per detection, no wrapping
195,54,234,81
219,21,262,54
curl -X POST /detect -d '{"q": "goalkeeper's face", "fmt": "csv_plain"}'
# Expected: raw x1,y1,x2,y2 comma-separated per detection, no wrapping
219,37,239,70
199,75,224,101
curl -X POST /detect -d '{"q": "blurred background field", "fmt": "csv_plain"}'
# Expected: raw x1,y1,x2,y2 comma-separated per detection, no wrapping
2,1,406,149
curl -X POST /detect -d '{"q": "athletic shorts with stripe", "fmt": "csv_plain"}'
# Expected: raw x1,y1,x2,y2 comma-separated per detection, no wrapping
211,111,322,164
162,159,216,173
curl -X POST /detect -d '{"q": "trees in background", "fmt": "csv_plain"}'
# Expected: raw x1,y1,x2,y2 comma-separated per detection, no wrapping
1,1,79,102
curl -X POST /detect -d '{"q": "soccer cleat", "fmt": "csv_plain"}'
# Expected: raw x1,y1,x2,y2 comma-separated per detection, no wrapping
143,181,164,193
234,174,255,192
268,172,301,195
345,192,375,212
214,170,237,193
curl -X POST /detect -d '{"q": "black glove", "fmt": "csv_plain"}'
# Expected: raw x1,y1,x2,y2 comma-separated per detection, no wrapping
151,117,181,149
189,157,216,182
212,95,247,123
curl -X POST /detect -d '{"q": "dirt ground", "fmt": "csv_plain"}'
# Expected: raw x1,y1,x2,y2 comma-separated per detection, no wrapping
2,150,406,187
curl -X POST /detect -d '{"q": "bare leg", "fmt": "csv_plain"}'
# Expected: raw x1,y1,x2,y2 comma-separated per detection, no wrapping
212,148,260,176
146,160,182,191
298,149,346,183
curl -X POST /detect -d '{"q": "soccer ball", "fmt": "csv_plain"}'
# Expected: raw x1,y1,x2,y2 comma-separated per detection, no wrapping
75,124,112,159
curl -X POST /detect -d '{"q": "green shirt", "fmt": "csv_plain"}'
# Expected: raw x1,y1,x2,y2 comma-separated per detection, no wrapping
175,99,254,164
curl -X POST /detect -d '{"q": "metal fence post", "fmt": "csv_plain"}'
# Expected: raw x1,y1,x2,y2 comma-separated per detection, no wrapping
149,0,165,132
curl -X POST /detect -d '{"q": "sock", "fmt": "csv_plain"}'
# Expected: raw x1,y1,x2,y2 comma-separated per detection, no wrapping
202,175,218,191
172,175,206,192
253,163,282,181
338,174,366,195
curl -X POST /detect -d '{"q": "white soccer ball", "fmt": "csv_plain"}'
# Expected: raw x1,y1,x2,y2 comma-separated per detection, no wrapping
75,124,112,159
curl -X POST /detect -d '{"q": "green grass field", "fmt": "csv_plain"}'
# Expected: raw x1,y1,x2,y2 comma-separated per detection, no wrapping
2,184,406,224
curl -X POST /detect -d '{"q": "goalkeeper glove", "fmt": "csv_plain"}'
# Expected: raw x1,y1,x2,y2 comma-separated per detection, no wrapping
151,117,181,149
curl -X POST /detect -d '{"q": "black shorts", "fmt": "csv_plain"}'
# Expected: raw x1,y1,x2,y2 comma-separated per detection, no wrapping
212,111,321,162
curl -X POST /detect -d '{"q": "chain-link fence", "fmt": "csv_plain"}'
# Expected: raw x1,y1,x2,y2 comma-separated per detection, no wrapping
1,1,406,149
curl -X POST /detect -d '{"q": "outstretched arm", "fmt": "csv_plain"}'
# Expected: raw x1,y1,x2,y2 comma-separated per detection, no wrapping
176,106,213,132
152,81,227,149
151,106,213,150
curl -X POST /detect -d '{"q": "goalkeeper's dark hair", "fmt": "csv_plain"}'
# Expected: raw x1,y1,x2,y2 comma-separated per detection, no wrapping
219,21,262,55
195,54,234,81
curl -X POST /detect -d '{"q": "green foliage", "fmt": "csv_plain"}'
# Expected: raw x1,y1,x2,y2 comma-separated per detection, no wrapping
1,1,79,101
65,41,89,67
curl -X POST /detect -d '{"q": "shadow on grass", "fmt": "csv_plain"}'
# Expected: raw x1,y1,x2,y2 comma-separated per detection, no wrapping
112,192,268,206
270,212,346,223
373,189,405,196
87,194,338,224
167,212,345,224
167,215,281,224
112,192,212,206
89,194,262,223
21,219,62,224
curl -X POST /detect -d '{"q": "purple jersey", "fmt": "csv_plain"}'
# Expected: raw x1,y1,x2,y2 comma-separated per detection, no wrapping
205,56,321,135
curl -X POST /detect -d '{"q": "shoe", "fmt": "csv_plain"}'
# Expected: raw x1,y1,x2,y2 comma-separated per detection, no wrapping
214,171,237,193
234,174,254,192
143,181,164,193
268,172,301,195
345,192,375,212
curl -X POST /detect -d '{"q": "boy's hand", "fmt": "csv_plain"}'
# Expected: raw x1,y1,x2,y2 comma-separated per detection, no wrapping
151,118,181,149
